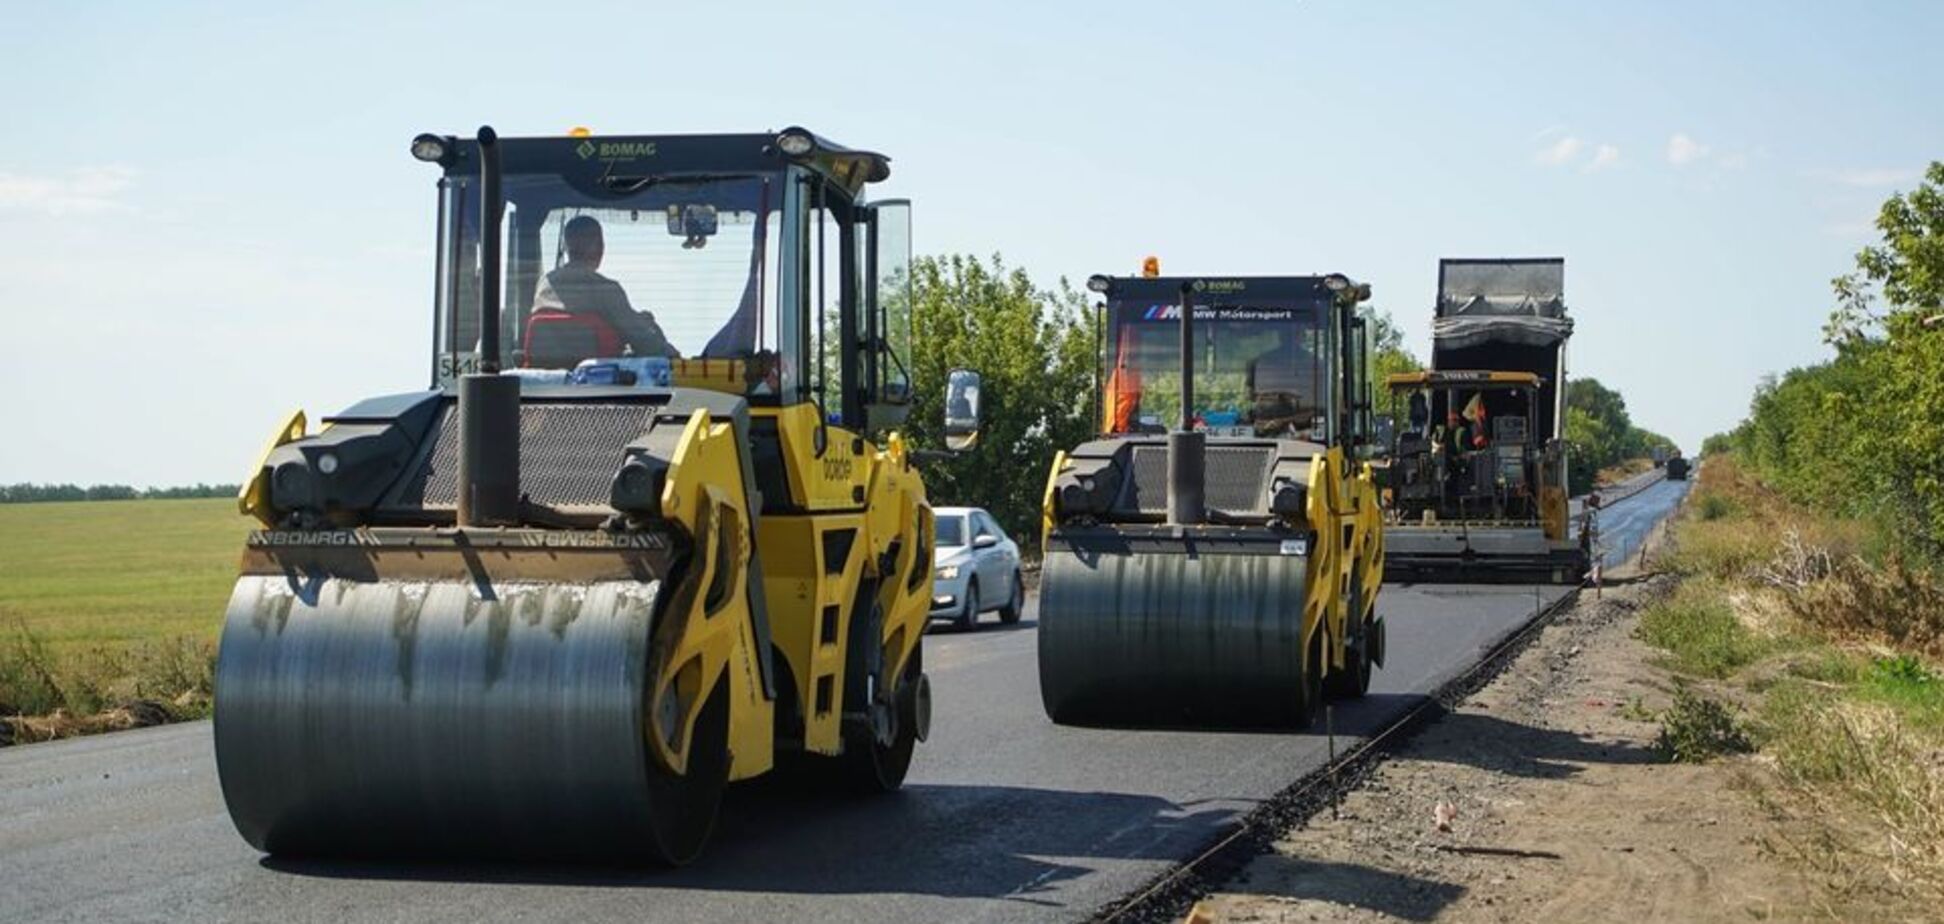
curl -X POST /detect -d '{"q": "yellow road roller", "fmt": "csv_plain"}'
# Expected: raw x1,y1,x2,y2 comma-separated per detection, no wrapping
1038,271,1385,726
214,126,963,864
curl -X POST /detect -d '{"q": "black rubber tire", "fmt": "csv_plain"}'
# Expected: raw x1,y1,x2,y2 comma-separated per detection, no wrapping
997,571,1024,625
842,644,921,793
1296,630,1326,729
955,580,979,630
1325,575,1374,700
641,681,730,866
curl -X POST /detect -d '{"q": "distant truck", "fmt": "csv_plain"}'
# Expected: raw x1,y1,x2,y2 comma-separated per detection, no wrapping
1665,454,1690,481
1383,258,1587,583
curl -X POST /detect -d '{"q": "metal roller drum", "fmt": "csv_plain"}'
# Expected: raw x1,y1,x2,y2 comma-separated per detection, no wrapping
213,572,707,861
1037,542,1313,726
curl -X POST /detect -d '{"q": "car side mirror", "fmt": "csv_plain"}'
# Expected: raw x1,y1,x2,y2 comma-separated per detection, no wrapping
944,368,983,451
973,534,998,550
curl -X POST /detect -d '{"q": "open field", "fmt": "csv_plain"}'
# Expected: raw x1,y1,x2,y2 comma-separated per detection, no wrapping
0,498,250,653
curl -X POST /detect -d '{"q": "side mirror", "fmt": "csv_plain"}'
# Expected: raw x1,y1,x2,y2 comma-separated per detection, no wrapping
973,534,998,549
944,368,983,451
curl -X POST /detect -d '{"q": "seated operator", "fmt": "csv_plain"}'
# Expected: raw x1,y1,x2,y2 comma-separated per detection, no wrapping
1246,328,1319,437
532,215,679,357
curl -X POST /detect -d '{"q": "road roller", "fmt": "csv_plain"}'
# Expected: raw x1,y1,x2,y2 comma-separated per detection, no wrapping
1038,268,1386,727
214,126,962,865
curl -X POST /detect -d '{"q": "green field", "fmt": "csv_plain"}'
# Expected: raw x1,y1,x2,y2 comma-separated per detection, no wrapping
0,498,252,654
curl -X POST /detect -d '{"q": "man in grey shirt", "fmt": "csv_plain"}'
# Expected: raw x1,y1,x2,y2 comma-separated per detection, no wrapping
532,215,678,357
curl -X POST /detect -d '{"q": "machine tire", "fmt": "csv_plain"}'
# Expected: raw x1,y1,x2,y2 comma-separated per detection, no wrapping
1296,629,1326,729
641,680,731,866
843,644,921,793
1325,575,1374,700
955,580,980,630
998,571,1024,625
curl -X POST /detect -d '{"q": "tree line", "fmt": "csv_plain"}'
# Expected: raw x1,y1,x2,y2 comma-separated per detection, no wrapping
1563,377,1677,495
1707,161,1944,563
0,484,239,504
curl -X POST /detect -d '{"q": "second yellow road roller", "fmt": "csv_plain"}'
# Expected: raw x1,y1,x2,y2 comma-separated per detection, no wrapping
214,125,965,864
1038,269,1386,726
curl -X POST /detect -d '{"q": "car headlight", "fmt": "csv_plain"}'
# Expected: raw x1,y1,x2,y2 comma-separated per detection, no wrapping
936,565,960,580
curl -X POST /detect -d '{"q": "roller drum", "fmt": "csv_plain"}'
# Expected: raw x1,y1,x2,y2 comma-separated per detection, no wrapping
1037,541,1311,726
214,574,673,859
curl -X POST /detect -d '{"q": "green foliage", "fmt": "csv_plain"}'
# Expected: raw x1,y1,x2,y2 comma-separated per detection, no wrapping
1360,305,1421,397
1655,683,1752,763
1637,580,1773,677
1560,377,1674,494
904,255,1098,555
1718,161,1944,562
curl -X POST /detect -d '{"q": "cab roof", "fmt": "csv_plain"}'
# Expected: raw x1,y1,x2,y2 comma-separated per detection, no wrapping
1092,275,1357,304
1386,370,1544,389
430,127,890,197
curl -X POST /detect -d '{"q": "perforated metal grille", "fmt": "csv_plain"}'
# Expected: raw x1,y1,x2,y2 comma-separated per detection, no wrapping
404,403,655,509
1119,445,1273,515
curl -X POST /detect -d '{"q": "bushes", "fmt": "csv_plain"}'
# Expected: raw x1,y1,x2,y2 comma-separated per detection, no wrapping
1714,161,1944,563
1655,684,1752,762
1637,580,1775,678
0,622,214,743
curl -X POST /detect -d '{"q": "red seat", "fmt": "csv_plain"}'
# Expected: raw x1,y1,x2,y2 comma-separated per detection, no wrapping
522,309,622,369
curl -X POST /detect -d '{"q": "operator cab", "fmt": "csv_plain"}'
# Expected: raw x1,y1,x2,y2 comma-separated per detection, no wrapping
1093,275,1372,448
422,127,914,431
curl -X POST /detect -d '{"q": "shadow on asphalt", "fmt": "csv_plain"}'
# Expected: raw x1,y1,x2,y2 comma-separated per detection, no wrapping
924,616,1038,635
263,781,1231,904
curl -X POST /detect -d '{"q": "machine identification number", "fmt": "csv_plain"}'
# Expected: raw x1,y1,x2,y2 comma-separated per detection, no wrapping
822,456,854,482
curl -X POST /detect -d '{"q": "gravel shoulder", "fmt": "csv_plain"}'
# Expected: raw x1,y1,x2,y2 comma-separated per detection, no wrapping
1196,556,1821,922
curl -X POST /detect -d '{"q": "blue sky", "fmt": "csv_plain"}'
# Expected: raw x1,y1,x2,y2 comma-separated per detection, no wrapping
2,1,1939,485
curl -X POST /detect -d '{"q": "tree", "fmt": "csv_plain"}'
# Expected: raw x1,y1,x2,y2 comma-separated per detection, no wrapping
1360,305,1422,402
903,255,1098,555
1719,161,1944,561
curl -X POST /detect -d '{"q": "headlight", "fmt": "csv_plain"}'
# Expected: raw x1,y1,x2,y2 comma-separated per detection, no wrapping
936,565,960,580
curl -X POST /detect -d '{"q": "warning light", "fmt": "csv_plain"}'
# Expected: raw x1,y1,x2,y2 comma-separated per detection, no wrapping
568,126,593,138
1141,256,1160,277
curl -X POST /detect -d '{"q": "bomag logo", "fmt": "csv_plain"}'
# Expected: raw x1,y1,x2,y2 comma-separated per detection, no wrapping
1194,279,1246,293
577,140,657,160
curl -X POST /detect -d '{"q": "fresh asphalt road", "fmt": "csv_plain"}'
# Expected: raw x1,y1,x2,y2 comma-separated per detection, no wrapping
0,484,1684,924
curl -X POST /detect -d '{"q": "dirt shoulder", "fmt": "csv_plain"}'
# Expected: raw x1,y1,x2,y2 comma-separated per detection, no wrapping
1195,563,1834,921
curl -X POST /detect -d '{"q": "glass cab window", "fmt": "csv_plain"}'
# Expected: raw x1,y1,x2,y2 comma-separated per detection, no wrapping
436,172,786,397
1101,298,1332,441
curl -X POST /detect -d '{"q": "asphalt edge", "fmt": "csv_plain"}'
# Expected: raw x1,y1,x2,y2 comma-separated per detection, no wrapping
1091,582,1586,924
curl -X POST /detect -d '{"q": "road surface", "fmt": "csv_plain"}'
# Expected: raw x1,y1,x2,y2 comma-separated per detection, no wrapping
0,483,1684,923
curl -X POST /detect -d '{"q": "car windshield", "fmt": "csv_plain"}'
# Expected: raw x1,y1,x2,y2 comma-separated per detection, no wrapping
1102,300,1330,440
435,171,786,393
934,515,965,548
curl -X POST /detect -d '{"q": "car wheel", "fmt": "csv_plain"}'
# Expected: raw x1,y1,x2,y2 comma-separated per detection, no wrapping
998,570,1024,625
955,580,979,630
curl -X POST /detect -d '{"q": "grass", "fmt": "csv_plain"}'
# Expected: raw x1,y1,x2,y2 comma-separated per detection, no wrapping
0,498,250,653
0,498,248,738
1637,578,1777,678
1650,454,1944,901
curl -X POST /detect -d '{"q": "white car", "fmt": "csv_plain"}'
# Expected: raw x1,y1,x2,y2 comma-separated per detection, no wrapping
929,506,1024,629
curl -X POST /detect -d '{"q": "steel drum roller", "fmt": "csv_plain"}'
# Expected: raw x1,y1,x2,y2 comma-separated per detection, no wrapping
1037,544,1312,726
214,573,692,859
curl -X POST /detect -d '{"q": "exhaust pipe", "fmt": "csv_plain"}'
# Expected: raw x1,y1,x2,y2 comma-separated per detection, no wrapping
1168,282,1205,526
457,125,521,528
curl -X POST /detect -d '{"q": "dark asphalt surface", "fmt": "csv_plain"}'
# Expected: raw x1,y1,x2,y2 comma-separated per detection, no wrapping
0,483,1686,924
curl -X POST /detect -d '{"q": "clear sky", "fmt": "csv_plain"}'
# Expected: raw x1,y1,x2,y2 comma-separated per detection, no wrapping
2,1,1939,485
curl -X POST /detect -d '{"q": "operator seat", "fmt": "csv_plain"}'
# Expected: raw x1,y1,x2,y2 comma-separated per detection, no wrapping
523,308,622,369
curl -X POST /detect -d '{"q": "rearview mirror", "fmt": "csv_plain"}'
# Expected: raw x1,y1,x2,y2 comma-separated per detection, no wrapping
973,534,998,549
666,204,718,244
944,369,982,451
